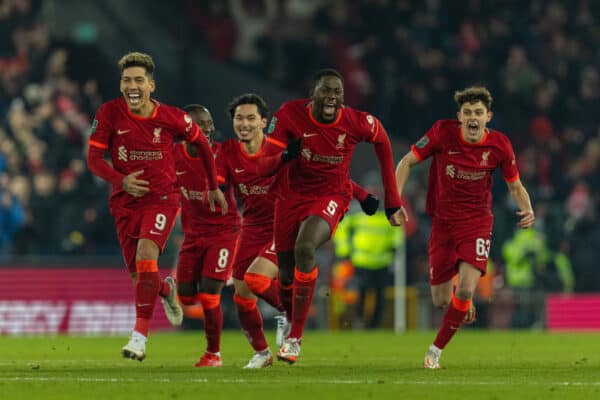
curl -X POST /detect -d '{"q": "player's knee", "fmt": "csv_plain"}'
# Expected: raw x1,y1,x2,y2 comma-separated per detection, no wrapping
454,288,474,301
433,298,450,309
294,241,316,265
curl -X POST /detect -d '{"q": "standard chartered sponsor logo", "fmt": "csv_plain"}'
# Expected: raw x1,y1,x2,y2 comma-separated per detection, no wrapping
446,164,486,181
301,148,343,164
238,183,268,195
117,146,163,162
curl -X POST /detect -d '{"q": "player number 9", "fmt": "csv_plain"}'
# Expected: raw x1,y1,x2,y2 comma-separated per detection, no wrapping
154,213,167,231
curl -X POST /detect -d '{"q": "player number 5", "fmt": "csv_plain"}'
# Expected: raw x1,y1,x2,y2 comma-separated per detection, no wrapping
326,200,338,216
476,238,490,258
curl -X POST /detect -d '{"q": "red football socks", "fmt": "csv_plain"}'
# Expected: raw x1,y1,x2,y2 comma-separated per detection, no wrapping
279,282,293,321
198,293,222,354
288,266,318,339
134,260,160,336
234,294,268,352
433,293,471,349
245,273,284,312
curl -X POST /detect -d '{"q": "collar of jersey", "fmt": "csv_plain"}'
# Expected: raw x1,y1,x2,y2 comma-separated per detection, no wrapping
125,98,160,120
307,102,344,127
239,136,265,159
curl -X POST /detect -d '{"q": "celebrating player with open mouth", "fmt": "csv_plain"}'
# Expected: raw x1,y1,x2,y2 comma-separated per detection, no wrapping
395,86,535,369
87,52,227,361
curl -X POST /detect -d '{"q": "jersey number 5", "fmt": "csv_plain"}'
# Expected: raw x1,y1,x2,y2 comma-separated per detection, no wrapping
325,200,338,217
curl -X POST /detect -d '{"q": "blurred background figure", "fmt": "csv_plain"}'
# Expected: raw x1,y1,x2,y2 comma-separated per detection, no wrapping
333,171,403,329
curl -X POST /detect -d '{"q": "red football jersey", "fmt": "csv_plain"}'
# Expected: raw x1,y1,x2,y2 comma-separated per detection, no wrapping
268,99,400,207
411,119,519,221
216,137,282,227
89,97,210,211
173,142,241,235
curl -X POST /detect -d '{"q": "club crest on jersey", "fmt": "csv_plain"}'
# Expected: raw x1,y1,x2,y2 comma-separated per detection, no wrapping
184,114,193,132
480,151,490,166
336,133,346,149
153,127,162,143
416,136,429,148
267,116,277,134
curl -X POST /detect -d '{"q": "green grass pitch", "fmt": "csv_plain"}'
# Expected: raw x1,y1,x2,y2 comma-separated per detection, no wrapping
1,330,599,400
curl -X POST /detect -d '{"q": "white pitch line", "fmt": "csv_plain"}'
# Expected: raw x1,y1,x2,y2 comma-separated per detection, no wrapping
1,376,600,386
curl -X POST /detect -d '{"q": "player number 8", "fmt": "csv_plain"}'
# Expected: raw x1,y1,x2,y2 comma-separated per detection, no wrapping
218,248,229,268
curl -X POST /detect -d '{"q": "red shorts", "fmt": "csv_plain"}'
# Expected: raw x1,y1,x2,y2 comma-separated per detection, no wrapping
177,229,240,283
274,194,350,252
428,217,493,285
114,205,180,274
232,224,277,280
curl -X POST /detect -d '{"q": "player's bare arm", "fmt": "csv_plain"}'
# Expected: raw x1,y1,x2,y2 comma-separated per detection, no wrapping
506,178,535,228
207,188,228,215
392,151,420,226
122,170,149,197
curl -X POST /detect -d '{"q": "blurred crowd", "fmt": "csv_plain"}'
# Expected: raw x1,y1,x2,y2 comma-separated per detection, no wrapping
0,0,116,257
2,0,600,299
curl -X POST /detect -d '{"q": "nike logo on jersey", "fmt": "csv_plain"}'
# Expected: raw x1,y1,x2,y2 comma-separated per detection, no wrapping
175,171,187,176
234,168,245,173
149,230,162,235
117,129,130,135
475,257,487,261
448,150,461,155
303,133,318,138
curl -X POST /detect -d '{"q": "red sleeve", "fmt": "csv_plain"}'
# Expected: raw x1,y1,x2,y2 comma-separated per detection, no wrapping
87,103,125,186
214,144,229,185
191,133,218,190
87,145,124,186
351,180,368,202
501,137,520,182
250,136,287,177
371,124,402,209
411,120,444,161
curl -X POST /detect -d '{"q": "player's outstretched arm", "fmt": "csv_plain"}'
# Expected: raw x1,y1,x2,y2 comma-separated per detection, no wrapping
351,180,379,216
506,179,535,228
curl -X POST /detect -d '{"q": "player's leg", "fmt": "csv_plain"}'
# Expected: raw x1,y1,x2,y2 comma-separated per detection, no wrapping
245,243,283,311
194,277,226,367
233,279,273,368
277,250,295,321
245,251,289,348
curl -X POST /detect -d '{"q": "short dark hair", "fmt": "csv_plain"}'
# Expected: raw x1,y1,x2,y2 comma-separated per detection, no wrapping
227,93,269,119
454,86,493,111
311,68,344,92
183,104,210,114
118,52,155,78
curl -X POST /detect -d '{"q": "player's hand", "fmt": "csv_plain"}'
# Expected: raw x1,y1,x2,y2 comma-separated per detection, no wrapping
208,188,228,215
360,193,380,215
386,206,408,226
517,209,535,229
122,170,149,197
281,137,302,162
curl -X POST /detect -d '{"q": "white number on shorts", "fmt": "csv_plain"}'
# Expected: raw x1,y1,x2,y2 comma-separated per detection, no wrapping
325,200,338,216
476,238,491,258
154,213,167,231
218,248,230,268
